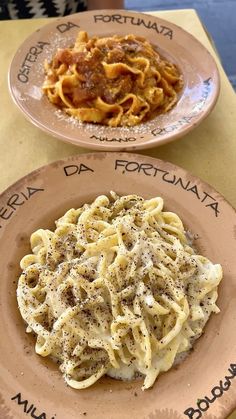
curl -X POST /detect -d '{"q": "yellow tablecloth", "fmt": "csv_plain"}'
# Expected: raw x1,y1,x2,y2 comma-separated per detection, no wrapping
0,8,236,419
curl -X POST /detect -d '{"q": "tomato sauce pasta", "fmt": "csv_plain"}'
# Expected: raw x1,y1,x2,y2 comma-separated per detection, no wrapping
43,32,183,127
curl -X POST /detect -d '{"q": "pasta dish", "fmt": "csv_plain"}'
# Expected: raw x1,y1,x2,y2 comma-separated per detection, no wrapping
42,32,183,127
17,193,222,390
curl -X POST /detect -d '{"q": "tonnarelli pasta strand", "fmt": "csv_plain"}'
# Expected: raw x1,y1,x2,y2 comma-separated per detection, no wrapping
17,192,222,390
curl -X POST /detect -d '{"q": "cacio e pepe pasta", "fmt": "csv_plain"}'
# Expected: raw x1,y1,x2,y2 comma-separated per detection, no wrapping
17,193,222,390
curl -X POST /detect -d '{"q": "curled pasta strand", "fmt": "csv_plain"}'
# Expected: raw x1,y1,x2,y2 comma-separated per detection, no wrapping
65,364,108,390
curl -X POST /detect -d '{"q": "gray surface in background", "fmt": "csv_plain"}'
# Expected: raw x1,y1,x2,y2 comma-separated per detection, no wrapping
125,0,236,90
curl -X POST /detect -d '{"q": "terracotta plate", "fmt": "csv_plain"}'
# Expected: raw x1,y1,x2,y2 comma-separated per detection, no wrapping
0,152,236,419
8,10,220,151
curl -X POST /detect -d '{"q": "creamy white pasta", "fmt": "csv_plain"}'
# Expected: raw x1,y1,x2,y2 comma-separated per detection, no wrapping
17,192,222,390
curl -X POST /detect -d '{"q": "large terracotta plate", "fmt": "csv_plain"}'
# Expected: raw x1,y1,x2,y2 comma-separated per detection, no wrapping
8,10,220,151
0,153,236,419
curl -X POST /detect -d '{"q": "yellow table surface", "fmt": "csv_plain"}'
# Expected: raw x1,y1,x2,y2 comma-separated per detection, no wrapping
0,8,236,419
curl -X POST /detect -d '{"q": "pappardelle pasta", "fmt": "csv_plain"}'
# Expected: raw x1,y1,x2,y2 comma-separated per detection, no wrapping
17,193,222,390
43,32,183,127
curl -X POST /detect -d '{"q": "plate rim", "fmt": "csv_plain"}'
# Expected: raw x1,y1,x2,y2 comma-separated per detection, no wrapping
0,150,233,212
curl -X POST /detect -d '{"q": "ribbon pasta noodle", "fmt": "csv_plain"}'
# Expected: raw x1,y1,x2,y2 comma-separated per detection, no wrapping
17,193,222,390
43,32,183,127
